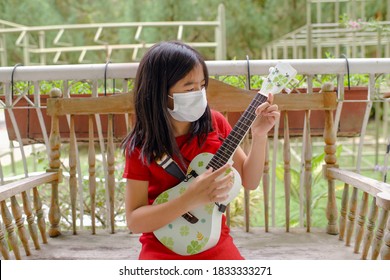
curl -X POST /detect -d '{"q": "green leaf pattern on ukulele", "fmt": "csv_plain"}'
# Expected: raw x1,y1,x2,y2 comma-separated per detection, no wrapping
204,203,214,215
186,235,210,255
179,186,186,195
160,236,174,251
273,74,288,87
187,240,202,255
180,226,190,236
154,192,169,204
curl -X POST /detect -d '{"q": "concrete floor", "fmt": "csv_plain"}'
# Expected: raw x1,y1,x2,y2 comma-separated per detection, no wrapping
14,227,361,260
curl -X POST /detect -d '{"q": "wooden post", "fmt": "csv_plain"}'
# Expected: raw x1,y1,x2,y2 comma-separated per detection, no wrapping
263,140,270,232
361,197,378,259
88,115,97,234
242,133,251,233
371,208,389,259
107,114,116,233
283,112,291,232
48,88,62,237
244,189,250,232
0,201,21,259
21,191,40,250
339,183,349,240
304,111,312,232
33,187,47,243
346,187,358,246
354,192,369,253
380,214,390,260
377,191,390,260
69,114,78,235
11,195,31,256
322,84,339,235
0,221,10,259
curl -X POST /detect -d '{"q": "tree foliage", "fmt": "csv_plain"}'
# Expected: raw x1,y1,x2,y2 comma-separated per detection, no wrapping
0,0,388,64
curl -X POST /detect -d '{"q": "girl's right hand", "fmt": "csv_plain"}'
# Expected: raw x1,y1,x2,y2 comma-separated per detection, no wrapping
184,163,234,210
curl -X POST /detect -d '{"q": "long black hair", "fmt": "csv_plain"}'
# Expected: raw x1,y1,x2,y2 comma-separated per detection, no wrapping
121,41,213,164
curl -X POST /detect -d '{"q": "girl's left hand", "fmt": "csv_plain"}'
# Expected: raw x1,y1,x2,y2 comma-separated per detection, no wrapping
251,93,280,137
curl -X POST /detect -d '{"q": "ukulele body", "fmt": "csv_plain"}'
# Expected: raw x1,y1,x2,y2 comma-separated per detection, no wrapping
153,152,242,256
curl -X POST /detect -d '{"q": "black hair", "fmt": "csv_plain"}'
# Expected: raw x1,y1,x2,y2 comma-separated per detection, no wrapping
121,41,213,164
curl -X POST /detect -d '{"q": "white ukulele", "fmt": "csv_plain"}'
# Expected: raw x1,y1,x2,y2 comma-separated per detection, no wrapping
153,62,297,255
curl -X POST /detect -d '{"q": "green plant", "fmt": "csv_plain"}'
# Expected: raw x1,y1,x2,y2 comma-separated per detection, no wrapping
274,145,343,227
229,188,263,227
36,145,127,231
8,80,135,96
227,144,345,229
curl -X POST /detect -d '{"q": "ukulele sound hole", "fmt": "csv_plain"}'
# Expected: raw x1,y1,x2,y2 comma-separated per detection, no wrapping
182,212,199,224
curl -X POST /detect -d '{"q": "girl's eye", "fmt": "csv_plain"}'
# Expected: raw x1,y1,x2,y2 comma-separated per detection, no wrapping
187,85,205,92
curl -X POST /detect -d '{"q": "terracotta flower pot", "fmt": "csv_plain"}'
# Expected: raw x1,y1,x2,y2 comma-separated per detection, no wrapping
1,94,130,145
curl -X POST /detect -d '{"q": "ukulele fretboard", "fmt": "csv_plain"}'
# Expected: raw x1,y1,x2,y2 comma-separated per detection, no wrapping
206,93,268,171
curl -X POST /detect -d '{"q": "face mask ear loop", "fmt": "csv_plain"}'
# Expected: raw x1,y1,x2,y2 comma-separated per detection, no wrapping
341,54,350,90
11,63,23,100
246,55,252,91
104,60,111,96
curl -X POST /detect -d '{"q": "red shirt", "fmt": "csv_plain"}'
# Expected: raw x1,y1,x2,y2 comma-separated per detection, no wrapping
123,110,244,260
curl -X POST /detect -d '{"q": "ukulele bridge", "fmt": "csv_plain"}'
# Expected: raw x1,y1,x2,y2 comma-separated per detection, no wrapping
182,212,199,224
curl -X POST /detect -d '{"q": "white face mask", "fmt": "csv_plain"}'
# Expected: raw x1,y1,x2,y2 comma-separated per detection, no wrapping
168,88,207,122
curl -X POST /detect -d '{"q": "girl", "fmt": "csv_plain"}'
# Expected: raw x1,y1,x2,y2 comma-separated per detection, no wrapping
122,41,279,260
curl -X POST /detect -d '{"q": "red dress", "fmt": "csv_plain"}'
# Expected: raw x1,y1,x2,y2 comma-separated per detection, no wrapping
123,110,244,260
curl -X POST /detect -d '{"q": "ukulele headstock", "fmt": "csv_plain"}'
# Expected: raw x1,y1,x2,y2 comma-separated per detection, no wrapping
259,62,297,96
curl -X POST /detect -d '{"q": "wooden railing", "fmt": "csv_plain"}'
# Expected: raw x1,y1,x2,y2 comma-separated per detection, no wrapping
326,168,390,259
1,78,389,260
45,78,340,232
0,171,60,259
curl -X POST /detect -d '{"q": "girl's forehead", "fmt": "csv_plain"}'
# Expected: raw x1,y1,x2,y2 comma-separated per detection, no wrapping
180,65,205,84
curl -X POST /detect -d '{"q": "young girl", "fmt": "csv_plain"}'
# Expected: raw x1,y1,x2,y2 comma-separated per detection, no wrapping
122,41,279,260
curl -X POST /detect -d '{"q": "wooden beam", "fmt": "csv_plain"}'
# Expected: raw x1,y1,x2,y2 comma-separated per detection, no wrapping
46,93,134,116
0,172,59,201
274,92,337,111
326,167,390,197
376,192,390,211
46,78,337,116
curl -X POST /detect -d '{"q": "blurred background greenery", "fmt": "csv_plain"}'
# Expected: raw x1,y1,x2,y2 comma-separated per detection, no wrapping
0,0,388,63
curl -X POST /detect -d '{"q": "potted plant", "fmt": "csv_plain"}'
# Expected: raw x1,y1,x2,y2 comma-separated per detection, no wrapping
1,81,130,144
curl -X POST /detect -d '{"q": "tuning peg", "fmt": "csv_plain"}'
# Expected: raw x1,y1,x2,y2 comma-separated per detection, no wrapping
261,76,271,83
291,78,299,85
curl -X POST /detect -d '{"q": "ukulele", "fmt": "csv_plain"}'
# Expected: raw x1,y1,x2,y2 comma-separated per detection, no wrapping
153,62,297,255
